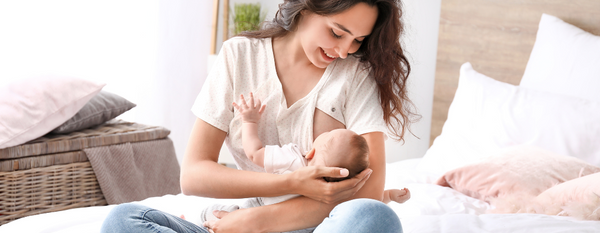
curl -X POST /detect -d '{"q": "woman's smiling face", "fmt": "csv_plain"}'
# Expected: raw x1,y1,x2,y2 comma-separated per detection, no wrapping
296,2,378,68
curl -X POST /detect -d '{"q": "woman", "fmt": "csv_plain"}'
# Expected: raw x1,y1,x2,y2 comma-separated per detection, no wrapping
102,0,415,232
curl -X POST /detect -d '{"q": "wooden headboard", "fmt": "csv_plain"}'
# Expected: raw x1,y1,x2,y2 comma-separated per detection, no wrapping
430,0,600,144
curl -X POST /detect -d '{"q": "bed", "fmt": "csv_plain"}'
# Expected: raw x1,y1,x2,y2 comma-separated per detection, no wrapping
2,0,600,232
2,158,600,232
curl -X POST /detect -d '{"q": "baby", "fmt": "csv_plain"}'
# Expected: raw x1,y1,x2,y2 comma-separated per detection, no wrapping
199,93,410,223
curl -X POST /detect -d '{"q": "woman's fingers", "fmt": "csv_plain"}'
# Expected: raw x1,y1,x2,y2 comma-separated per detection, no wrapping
291,166,373,204
324,168,372,203
342,168,372,193
314,166,351,178
202,208,258,233
203,220,216,229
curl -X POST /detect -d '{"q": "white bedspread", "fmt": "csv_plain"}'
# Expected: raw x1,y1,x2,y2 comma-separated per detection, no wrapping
2,159,599,233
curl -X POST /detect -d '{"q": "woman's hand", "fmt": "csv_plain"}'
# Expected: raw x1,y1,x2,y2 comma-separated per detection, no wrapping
287,166,373,204
203,209,259,233
202,166,373,232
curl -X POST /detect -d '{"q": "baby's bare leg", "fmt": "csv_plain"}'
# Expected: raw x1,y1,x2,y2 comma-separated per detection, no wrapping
383,188,411,204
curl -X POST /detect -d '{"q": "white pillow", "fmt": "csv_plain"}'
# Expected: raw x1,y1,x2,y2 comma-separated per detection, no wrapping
520,14,600,102
0,77,105,149
417,63,600,175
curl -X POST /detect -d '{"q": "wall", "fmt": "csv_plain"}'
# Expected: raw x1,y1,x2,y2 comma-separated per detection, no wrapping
385,0,441,162
0,0,210,164
150,0,213,164
0,1,159,98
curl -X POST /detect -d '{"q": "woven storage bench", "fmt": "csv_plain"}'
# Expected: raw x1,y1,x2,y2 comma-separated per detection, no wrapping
0,120,171,225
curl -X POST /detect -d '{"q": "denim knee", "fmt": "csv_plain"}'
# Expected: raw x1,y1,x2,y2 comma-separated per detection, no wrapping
315,198,402,233
101,203,149,233
336,198,400,221
108,203,146,219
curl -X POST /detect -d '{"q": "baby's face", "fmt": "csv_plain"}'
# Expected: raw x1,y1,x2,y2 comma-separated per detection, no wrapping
308,129,355,167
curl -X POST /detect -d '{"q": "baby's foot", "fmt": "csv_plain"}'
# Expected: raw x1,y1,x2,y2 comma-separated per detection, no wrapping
201,204,240,223
390,188,411,203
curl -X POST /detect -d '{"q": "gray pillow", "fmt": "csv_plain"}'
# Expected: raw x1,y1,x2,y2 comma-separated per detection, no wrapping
51,91,136,134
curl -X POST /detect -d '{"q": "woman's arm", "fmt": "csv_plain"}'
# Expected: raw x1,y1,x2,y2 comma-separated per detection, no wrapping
181,118,285,197
353,132,386,200
180,118,370,200
205,132,385,232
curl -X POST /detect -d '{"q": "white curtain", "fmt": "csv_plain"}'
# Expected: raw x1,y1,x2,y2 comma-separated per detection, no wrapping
0,0,214,163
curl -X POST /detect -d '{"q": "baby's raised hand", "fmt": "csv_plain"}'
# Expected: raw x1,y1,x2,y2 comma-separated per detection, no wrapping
232,92,266,124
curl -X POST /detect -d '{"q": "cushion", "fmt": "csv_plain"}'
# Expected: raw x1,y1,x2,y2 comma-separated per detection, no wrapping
520,14,600,102
417,62,600,175
51,91,136,134
0,76,104,149
436,145,600,202
529,172,600,220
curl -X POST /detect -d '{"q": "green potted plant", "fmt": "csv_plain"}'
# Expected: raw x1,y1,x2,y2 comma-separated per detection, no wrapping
233,3,266,35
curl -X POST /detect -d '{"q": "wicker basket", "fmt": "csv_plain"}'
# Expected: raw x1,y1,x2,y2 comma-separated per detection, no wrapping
0,120,171,225
0,162,106,225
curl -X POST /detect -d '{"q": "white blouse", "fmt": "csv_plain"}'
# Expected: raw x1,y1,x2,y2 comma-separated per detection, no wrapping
192,37,386,172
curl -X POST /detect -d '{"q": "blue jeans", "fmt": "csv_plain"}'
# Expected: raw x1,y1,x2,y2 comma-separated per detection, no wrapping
101,198,402,233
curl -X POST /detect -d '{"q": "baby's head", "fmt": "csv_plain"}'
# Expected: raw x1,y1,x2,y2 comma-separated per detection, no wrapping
306,129,370,182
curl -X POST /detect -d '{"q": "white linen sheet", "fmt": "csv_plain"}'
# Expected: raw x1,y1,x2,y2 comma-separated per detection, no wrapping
2,158,600,233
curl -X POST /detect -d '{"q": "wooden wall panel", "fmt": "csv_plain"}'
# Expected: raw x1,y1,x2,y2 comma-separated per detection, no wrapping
430,0,600,144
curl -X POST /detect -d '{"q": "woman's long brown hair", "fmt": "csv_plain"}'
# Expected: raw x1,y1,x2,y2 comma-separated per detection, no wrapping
240,0,419,142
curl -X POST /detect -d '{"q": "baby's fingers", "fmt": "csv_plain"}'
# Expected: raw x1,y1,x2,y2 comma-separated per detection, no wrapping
232,102,241,111
249,92,255,109
255,98,261,108
240,94,248,108
259,104,266,114
255,99,266,114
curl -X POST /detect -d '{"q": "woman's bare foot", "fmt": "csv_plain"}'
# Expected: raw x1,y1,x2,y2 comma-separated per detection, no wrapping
384,188,411,204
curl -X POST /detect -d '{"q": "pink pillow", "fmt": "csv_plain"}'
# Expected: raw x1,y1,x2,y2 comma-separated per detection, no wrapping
528,172,600,220
0,76,105,149
436,145,600,202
